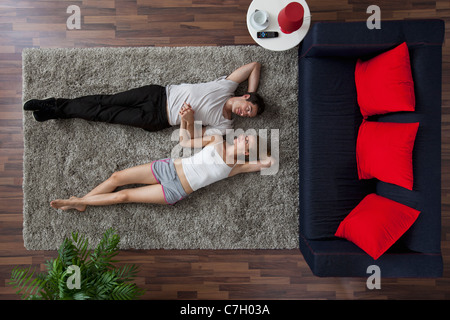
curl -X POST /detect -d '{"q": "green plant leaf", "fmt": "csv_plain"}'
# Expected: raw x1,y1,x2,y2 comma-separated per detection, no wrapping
8,228,145,300
73,291,90,300
90,228,120,271
71,231,91,264
116,264,140,282
111,282,144,300
8,266,47,300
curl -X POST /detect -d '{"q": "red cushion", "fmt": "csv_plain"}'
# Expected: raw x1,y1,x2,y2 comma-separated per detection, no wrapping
355,42,415,118
335,193,420,260
356,120,419,190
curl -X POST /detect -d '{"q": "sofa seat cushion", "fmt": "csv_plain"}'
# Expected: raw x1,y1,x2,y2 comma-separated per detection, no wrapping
374,113,441,253
368,42,442,254
298,55,376,240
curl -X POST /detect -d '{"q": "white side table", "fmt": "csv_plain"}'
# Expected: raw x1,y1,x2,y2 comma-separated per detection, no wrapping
246,0,311,51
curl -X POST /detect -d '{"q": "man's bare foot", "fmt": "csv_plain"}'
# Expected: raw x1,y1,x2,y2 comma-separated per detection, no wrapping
51,196,86,212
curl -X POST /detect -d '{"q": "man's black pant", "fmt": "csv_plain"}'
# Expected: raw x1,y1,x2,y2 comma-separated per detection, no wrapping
54,85,171,132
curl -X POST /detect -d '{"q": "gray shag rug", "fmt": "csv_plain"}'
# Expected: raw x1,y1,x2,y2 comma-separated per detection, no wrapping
22,45,299,250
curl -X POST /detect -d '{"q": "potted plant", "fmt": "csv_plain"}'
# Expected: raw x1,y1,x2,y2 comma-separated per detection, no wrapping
9,228,145,300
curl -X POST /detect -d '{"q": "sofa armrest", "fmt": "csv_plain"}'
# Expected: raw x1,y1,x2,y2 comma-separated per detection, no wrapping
300,19,445,58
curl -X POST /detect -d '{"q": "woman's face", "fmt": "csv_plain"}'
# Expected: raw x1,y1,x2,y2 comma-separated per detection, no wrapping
234,134,257,156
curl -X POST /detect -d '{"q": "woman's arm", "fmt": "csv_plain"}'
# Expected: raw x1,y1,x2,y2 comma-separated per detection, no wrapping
229,155,277,177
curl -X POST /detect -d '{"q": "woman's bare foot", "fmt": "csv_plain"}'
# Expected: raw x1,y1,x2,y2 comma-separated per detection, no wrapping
51,196,86,212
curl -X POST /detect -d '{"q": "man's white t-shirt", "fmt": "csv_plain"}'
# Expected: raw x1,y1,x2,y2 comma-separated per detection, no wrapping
166,76,239,135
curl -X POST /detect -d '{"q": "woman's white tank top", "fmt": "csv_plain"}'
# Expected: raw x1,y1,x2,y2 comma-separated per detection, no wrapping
181,142,233,191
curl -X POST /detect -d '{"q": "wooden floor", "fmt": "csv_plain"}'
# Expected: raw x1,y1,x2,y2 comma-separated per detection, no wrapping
0,0,449,301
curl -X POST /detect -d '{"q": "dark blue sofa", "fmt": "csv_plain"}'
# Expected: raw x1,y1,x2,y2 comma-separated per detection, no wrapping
298,19,445,277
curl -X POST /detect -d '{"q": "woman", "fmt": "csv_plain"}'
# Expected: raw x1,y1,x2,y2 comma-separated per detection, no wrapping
50,103,275,211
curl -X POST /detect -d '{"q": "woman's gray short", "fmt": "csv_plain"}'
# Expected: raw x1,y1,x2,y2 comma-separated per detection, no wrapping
150,158,188,205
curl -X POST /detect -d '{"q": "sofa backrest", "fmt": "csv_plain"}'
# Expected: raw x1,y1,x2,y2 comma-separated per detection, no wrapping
300,19,445,59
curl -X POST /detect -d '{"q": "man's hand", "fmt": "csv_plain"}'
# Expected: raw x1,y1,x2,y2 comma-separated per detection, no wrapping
179,102,196,144
179,102,194,122
226,62,261,93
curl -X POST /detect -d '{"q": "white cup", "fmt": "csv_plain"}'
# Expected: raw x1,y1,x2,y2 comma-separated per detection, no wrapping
251,10,269,29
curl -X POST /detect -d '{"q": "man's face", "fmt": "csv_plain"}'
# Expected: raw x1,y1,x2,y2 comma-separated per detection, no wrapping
232,95,258,118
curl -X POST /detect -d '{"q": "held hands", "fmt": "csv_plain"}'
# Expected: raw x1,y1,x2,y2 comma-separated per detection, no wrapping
179,102,194,123
178,102,196,145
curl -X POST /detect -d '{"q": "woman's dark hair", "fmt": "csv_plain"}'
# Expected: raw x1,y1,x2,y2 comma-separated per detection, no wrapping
245,92,265,115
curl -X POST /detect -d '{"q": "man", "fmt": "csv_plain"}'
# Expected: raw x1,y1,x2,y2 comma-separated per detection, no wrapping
23,62,264,136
